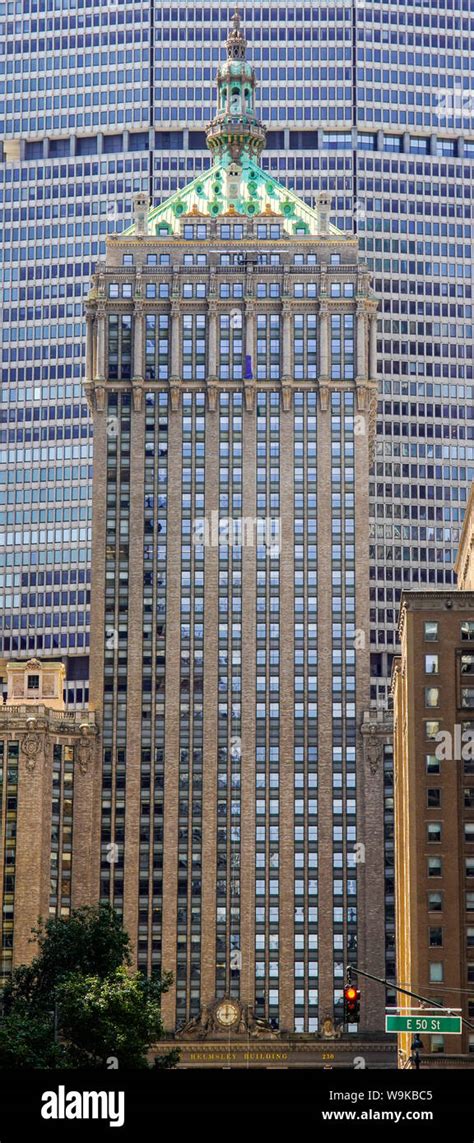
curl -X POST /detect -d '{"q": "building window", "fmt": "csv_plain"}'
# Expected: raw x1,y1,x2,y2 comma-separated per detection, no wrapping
219,312,242,380
462,689,474,709
438,139,457,157
429,928,443,947
427,822,441,842
293,313,317,380
426,754,440,775
331,314,354,381
123,254,134,266
108,315,132,381
425,655,438,674
428,857,442,877
358,133,376,151
410,137,429,154
256,314,281,380
383,135,403,152
424,621,439,641
27,674,39,690
425,687,439,708
427,788,441,808
428,892,443,911
461,622,474,641
145,315,169,381
429,962,443,982
425,721,440,740
431,1035,445,1053
183,314,206,381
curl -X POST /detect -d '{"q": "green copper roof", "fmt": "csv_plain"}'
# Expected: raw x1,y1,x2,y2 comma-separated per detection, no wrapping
122,158,343,238
122,10,345,240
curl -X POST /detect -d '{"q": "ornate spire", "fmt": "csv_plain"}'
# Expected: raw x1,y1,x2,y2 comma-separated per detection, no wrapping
206,11,266,164
226,8,246,61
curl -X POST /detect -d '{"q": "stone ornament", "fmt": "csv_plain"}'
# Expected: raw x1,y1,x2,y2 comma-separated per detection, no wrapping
176,998,281,1040
20,732,42,773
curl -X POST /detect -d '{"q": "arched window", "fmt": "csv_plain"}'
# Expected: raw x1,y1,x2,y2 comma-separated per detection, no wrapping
230,86,241,113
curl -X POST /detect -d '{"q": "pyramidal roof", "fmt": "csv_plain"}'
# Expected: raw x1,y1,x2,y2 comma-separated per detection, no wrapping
123,9,344,240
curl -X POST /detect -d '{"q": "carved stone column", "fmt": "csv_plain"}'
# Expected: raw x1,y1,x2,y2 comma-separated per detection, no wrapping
207,300,218,383
319,301,329,383
170,301,181,382
282,301,292,382
356,304,367,382
133,301,144,382
85,311,94,383
369,312,378,382
95,303,106,382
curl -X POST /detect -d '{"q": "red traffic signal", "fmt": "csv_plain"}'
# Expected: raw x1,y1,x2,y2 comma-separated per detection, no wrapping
344,984,361,1023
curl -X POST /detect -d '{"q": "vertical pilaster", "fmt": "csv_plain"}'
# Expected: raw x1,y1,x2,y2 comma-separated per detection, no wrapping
201,411,219,1003
278,405,295,1031
89,402,108,897
96,305,106,381
170,302,181,382
316,399,334,1018
369,313,378,382
122,400,145,959
282,302,292,380
240,407,257,1008
207,301,218,381
133,302,144,381
13,741,51,966
356,305,367,381
85,313,94,382
319,303,329,381
161,408,183,1028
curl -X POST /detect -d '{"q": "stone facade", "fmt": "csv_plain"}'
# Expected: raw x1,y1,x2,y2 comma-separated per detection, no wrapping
393,586,474,1065
81,15,390,1056
0,660,98,985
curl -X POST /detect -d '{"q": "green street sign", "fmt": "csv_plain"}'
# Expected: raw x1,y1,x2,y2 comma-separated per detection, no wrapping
385,1014,462,1035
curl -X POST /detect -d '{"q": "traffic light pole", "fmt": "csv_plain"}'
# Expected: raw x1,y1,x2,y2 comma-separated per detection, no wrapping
346,964,474,1032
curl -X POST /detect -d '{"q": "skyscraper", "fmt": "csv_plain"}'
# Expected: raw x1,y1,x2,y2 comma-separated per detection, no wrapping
83,11,388,1051
2,0,473,1024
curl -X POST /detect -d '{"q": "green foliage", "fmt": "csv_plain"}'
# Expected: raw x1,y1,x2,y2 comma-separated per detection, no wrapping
0,1011,66,1069
0,906,177,1070
57,967,172,1069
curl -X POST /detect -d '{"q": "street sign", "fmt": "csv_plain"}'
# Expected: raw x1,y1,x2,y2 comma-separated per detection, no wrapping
385,1014,462,1035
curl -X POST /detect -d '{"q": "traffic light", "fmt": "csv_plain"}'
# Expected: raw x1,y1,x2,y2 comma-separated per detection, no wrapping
344,984,361,1024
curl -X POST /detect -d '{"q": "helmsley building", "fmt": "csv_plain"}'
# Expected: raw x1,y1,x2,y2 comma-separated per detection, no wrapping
1,15,395,1066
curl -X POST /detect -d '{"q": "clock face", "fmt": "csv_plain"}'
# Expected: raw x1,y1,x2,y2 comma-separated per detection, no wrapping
215,1000,240,1028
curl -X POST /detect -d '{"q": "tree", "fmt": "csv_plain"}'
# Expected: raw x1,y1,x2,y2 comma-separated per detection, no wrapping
0,906,177,1069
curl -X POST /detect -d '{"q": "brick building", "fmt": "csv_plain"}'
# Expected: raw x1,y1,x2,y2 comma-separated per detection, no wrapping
0,659,98,989
393,492,474,1065
81,14,393,1059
